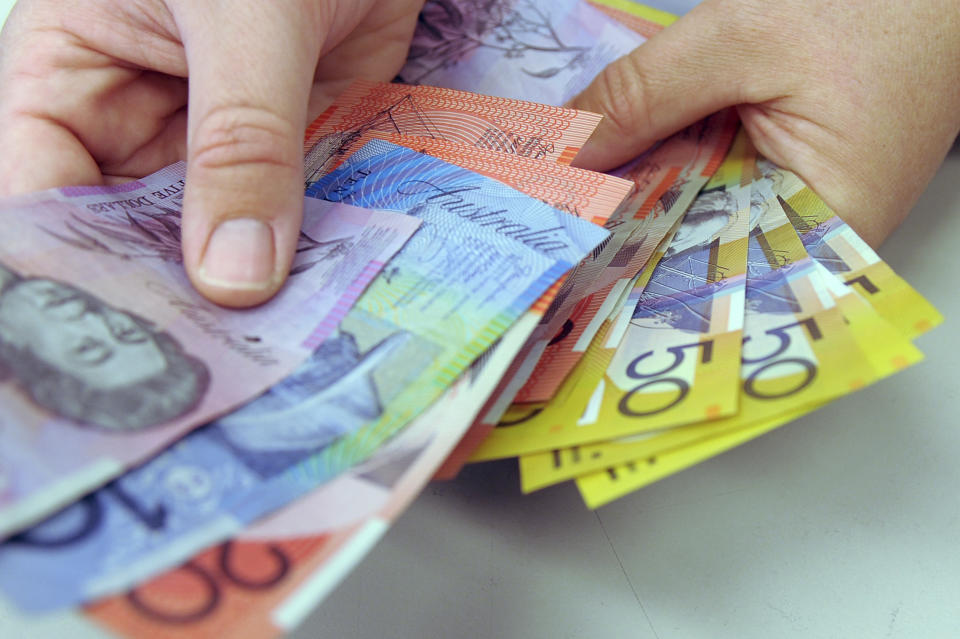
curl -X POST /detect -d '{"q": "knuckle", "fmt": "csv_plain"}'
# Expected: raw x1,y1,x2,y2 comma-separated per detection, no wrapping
190,104,299,173
594,54,659,139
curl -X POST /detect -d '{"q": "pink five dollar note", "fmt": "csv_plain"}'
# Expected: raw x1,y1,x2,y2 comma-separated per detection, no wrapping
85,337,521,639
0,163,421,538
84,137,633,636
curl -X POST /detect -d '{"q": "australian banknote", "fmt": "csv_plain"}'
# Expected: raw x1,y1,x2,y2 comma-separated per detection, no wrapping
305,140,609,476
398,0,646,105
358,132,633,222
390,0,722,472
0,140,609,610
565,164,933,504
0,163,420,539
573,169,920,507
301,88,631,467
471,127,750,466
85,297,545,639
302,79,604,182
511,134,758,488
772,167,943,339
79,137,634,636
574,263,925,509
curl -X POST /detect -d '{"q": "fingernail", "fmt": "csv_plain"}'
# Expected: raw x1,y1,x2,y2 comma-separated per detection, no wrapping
198,218,277,290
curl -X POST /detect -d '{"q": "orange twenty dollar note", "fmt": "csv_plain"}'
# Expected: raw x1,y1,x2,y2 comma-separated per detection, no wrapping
303,80,603,182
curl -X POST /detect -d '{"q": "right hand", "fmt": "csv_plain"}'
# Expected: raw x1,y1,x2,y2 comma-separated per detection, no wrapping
570,0,960,247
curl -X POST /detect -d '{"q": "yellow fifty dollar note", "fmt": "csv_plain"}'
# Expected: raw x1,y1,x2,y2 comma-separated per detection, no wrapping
574,174,924,508
474,137,752,463
472,214,682,462
775,168,942,339
517,134,757,490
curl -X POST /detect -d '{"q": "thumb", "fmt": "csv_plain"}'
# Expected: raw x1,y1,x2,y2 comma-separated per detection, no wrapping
569,1,752,171
176,3,322,307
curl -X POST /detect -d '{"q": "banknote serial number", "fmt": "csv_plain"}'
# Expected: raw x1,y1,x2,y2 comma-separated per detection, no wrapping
474,128,555,160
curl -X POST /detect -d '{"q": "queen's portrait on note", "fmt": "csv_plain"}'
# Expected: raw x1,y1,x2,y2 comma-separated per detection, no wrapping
0,262,209,431
662,189,738,261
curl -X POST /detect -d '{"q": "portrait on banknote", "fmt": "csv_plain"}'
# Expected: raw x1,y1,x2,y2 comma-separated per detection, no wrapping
629,188,740,333
0,262,209,431
757,164,850,278
662,189,738,260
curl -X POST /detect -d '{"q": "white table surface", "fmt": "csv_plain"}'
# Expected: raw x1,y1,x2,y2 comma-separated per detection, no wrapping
1,1,959,637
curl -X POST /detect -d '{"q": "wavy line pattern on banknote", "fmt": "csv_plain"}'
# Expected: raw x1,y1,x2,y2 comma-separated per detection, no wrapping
364,128,633,479
302,140,602,484
369,133,633,222
303,80,603,178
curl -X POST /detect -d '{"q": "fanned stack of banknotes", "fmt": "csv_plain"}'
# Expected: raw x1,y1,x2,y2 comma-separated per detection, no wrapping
0,0,943,637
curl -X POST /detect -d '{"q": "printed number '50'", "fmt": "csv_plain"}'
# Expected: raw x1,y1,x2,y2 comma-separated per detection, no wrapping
617,340,714,418
741,317,821,399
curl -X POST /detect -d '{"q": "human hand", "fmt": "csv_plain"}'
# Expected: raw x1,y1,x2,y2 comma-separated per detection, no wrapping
0,0,423,307
570,0,960,247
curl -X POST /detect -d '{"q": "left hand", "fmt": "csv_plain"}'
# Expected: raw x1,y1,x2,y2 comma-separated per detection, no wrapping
0,0,424,307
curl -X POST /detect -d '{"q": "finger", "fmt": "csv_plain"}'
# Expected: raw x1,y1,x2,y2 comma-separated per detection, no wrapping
100,107,188,178
0,115,105,195
568,0,765,171
174,2,323,308
0,25,187,194
0,22,105,193
308,0,421,118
